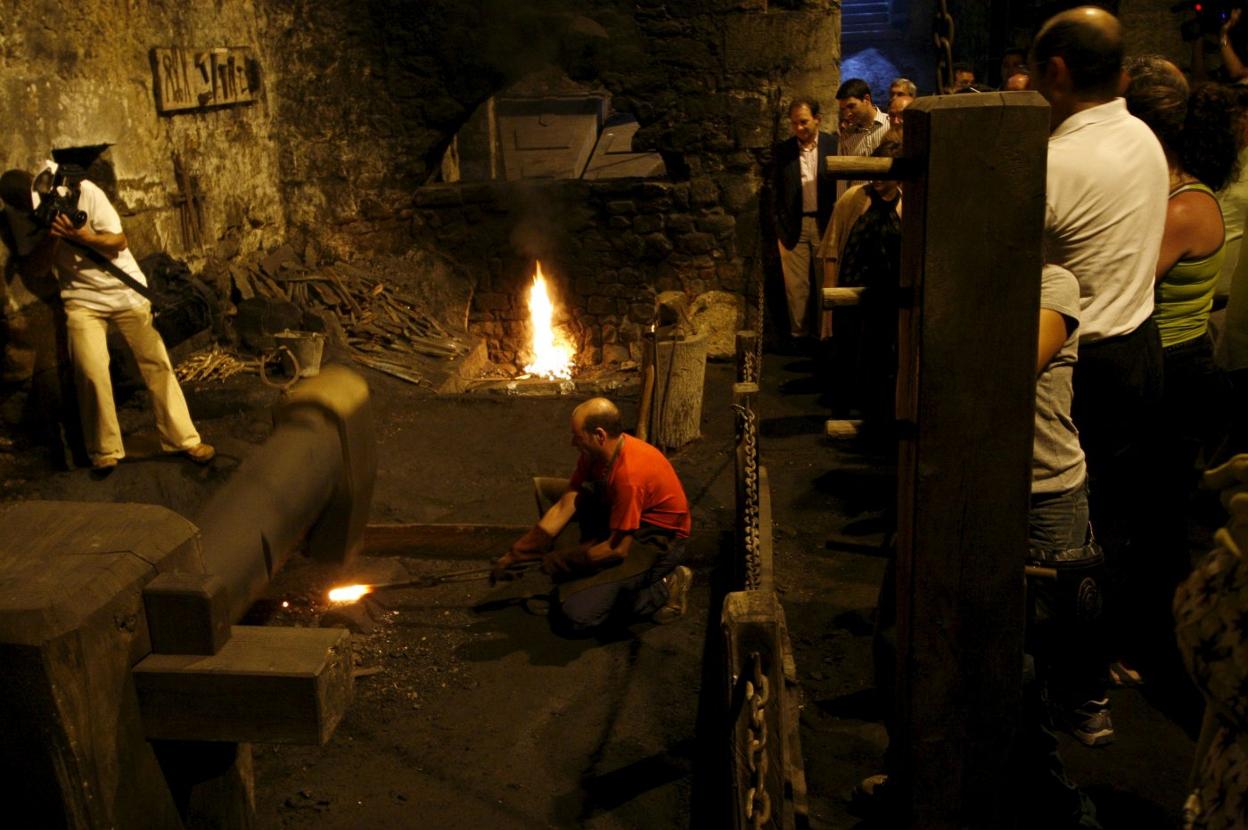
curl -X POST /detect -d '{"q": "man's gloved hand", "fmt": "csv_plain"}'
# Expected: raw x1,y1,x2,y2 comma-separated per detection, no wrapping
541,545,591,577
490,525,554,583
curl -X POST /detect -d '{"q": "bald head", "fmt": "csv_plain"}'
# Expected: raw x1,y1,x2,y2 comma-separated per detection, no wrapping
572,397,623,438
1032,6,1124,101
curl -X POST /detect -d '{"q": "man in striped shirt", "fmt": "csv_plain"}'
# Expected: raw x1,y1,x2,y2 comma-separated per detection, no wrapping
837,78,890,158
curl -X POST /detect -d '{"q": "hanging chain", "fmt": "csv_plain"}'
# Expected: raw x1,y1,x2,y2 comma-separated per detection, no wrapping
733,400,763,591
743,651,772,829
934,0,956,94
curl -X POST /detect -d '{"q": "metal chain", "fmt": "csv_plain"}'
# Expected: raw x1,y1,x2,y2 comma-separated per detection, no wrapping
743,651,772,829
934,0,955,94
733,399,762,591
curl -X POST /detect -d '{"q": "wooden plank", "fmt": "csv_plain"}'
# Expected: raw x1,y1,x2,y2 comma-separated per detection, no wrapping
892,92,1047,827
143,572,231,656
824,156,915,180
133,626,352,745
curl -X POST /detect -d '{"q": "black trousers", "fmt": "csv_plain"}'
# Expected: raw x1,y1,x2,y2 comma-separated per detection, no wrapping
1070,319,1164,663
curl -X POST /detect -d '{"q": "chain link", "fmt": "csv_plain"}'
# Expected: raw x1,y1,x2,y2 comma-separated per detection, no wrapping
733,400,762,591
743,651,772,829
934,0,956,94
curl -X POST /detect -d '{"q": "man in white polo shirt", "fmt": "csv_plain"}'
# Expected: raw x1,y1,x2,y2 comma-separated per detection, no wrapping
1031,6,1168,742
0,162,213,472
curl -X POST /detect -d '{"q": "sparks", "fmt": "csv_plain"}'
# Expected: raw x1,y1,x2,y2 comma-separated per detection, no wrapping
328,584,372,604
523,261,575,380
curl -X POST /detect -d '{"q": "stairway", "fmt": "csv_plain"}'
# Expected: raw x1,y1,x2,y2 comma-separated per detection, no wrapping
841,0,898,44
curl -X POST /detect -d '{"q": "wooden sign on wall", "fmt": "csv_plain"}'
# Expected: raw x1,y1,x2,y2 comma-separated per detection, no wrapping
151,47,257,114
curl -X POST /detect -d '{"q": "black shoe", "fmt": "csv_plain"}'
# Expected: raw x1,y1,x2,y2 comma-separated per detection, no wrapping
653,566,692,624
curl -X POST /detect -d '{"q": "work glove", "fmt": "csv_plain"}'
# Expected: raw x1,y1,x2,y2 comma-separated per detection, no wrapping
490,525,554,583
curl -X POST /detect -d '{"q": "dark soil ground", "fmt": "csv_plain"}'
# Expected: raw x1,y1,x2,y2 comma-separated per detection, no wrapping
0,344,1203,828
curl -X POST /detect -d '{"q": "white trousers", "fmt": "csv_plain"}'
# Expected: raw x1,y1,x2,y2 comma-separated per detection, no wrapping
65,302,200,463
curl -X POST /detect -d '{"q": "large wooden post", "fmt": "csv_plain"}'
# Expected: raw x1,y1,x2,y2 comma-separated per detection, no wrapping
892,93,1049,827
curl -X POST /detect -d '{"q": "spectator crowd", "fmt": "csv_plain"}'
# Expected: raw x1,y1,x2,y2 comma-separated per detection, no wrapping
770,5,1248,828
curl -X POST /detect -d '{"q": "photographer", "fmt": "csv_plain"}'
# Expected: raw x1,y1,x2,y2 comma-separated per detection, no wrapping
1220,9,1248,81
0,162,212,472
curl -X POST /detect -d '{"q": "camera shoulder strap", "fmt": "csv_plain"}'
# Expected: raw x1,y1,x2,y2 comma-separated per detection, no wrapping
61,239,156,303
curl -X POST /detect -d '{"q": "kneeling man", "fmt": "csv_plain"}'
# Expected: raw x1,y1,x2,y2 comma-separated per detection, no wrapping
496,397,692,633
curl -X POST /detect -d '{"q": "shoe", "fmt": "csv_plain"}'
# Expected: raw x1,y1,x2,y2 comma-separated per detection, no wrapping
1108,660,1144,688
653,566,692,624
184,443,215,464
91,457,119,471
1059,698,1115,747
849,773,893,820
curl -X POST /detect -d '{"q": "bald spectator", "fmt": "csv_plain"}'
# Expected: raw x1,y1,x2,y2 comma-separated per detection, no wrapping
1005,70,1031,91
889,77,917,100
888,95,912,127
1031,5,1169,743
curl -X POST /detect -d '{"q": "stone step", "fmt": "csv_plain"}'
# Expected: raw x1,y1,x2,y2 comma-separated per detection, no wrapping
843,11,891,25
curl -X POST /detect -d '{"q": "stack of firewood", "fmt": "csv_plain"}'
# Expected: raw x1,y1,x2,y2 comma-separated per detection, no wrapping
223,247,472,386
175,345,254,383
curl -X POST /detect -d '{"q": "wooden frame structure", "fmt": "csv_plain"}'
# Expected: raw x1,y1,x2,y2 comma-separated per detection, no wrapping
828,92,1049,827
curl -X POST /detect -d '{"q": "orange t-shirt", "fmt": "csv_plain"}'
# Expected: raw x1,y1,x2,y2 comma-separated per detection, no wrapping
568,436,691,538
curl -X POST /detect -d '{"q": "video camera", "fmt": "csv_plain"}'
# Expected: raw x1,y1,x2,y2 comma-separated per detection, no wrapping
31,163,87,229
1173,0,1242,40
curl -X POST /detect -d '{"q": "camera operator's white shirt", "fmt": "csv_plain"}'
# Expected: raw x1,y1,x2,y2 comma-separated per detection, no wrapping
54,180,150,312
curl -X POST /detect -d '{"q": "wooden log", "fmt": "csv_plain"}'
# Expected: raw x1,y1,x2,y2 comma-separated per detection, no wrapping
133,626,352,745
821,286,864,308
824,419,862,440
824,156,916,180
647,333,708,450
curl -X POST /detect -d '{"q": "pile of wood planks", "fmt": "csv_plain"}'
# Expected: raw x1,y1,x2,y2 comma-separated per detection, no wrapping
226,247,472,386
175,345,254,384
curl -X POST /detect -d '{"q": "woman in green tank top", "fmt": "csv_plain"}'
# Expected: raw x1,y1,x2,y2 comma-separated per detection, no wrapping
1124,61,1239,701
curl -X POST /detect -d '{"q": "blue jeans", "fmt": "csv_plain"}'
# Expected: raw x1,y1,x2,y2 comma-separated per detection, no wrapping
1028,479,1106,706
1029,480,1090,554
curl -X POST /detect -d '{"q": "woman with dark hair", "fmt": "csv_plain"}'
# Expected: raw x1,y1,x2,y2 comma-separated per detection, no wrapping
1124,57,1238,684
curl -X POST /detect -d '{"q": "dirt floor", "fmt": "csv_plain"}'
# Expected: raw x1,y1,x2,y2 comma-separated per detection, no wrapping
0,344,1205,828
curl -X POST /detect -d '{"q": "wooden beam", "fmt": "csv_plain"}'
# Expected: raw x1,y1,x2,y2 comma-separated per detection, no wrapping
824,156,917,180
134,626,352,745
821,286,864,308
143,573,231,656
892,92,1048,827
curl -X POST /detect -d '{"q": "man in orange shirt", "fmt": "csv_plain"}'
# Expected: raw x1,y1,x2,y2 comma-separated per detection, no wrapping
496,397,693,633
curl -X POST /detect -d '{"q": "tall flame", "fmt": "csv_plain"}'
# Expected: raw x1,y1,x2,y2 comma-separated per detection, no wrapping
523,261,575,380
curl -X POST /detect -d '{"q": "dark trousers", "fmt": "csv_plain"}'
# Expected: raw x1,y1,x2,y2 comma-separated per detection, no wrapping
533,477,685,633
1028,482,1106,707
1070,320,1164,663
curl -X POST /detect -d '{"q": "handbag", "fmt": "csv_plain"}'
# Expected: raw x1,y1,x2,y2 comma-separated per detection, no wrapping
62,240,214,347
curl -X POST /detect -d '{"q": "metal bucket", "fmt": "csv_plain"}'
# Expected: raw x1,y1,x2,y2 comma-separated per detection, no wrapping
272,330,325,378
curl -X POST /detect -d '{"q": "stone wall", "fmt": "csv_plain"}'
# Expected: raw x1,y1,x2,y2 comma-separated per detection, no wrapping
2,0,843,373
0,0,284,278
413,177,746,367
